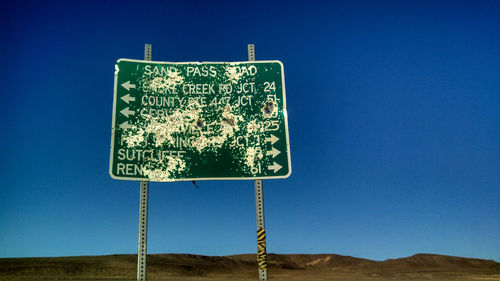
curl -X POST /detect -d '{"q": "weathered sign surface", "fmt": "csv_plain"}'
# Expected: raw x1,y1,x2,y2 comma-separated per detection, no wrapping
110,59,291,181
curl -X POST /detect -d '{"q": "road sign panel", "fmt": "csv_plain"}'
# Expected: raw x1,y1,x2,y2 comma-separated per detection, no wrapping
110,59,291,181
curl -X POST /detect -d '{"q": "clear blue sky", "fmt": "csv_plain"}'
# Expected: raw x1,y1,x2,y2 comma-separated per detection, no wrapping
1,0,499,261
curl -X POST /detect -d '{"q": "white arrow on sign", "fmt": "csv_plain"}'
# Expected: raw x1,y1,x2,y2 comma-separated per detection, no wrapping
121,81,136,91
265,134,279,145
268,162,283,173
121,93,135,104
119,121,132,130
266,147,281,158
120,107,135,118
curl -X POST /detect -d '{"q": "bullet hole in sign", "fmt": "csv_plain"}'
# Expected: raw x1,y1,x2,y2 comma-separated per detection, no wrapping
196,119,204,128
262,100,275,117
223,118,236,126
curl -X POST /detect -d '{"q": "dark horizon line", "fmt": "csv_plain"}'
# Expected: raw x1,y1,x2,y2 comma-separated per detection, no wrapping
1,252,498,263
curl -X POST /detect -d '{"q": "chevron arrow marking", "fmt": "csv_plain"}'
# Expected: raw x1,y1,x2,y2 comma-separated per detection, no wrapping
266,147,281,158
119,121,132,130
121,81,136,91
265,134,279,145
268,162,283,173
121,93,135,104
120,107,135,118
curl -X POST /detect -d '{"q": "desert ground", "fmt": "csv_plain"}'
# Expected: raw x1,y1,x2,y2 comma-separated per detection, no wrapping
1,253,499,281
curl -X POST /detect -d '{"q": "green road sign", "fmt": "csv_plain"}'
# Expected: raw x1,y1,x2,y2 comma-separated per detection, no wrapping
110,59,291,181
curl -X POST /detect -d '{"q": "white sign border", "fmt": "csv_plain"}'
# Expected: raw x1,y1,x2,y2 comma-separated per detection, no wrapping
109,59,292,182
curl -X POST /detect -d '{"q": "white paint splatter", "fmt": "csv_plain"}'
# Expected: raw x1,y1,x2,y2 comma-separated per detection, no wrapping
141,69,184,94
124,128,145,148
246,120,262,134
188,103,245,153
225,66,243,83
245,147,263,174
191,135,212,153
142,156,186,182
144,105,202,147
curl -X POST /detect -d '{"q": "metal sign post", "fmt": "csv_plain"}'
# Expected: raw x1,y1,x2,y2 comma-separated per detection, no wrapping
137,180,149,281
249,44,268,281
137,44,152,281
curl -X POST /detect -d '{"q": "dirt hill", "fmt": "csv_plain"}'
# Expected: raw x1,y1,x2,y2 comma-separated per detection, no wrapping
1,253,499,280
